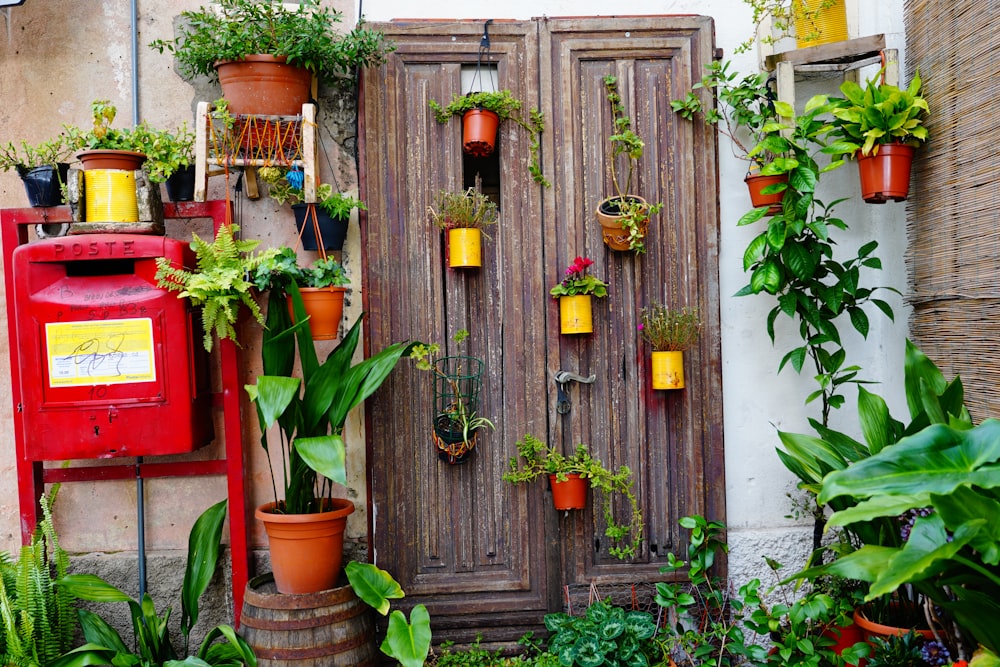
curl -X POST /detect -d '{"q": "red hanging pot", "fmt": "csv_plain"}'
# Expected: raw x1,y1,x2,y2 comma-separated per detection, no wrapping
856,143,915,203
462,109,500,157
745,173,787,215
549,473,587,510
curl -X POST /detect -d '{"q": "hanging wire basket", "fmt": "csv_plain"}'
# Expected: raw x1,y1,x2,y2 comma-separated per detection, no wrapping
432,355,484,464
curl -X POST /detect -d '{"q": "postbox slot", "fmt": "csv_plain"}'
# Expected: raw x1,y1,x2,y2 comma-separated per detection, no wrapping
65,259,137,277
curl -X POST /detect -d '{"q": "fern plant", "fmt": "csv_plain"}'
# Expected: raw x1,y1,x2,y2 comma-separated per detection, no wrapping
0,491,79,667
155,224,278,352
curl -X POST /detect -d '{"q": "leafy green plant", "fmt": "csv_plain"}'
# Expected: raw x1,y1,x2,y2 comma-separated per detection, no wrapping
671,60,779,168
549,257,608,298
428,89,549,187
258,168,367,220
598,75,664,254
503,435,644,560
543,598,660,667
148,0,394,86
54,500,256,667
865,631,931,667
737,94,896,426
0,136,72,174
638,303,702,352
251,246,349,292
141,122,196,183
155,223,278,352
246,306,415,514
827,70,930,157
345,562,431,667
63,100,184,161
428,188,499,230
0,491,80,667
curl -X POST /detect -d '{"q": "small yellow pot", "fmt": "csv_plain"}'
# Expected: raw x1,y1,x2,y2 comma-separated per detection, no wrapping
651,351,685,390
793,0,848,48
559,295,593,334
84,169,139,222
448,228,482,268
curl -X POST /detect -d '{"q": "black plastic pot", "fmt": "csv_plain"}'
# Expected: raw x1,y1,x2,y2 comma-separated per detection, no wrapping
18,164,67,207
293,203,349,251
165,165,197,202
433,413,475,465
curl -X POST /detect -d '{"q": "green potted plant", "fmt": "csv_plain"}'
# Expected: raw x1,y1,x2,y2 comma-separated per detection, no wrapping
638,302,702,390
427,187,499,269
0,136,72,207
543,598,660,666
428,89,549,186
409,330,495,465
252,245,351,340
671,60,786,214
149,0,394,116
503,434,644,560
596,75,663,253
155,222,279,352
259,166,366,251
140,121,197,201
245,302,415,594
828,70,930,203
735,0,848,54
550,256,608,335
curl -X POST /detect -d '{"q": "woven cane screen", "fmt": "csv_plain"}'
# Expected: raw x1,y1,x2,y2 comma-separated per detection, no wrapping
904,0,1000,421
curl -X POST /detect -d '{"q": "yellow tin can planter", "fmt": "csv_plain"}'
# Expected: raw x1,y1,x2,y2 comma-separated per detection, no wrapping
793,0,848,49
84,170,140,222
448,228,482,268
651,351,685,390
559,295,593,334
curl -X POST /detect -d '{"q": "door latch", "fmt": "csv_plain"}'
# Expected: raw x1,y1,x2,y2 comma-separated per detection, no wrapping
554,370,597,414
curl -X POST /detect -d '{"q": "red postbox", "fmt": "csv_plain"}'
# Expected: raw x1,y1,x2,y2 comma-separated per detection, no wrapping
12,234,213,460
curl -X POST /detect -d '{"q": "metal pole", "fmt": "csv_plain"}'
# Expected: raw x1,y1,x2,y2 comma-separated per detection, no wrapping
136,457,146,598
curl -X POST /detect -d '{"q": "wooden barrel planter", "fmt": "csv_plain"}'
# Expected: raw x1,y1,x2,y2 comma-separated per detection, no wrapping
241,573,377,667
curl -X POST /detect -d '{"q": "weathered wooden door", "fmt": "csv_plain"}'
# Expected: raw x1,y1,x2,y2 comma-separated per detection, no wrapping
360,16,722,643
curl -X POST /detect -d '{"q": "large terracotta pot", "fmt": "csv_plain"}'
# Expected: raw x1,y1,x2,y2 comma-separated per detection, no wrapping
256,498,355,595
549,473,587,510
595,195,648,251
853,605,934,641
288,286,346,341
462,109,500,157
856,143,915,203
745,173,787,215
215,55,312,116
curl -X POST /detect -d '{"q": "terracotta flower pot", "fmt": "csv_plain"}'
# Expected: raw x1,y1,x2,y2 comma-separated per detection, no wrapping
76,149,147,171
448,228,482,268
595,196,648,251
462,109,500,157
256,498,355,595
651,351,685,390
215,55,312,116
559,295,593,334
853,605,934,641
823,619,865,667
549,473,587,510
856,143,915,203
288,286,346,341
745,173,787,215
77,150,147,223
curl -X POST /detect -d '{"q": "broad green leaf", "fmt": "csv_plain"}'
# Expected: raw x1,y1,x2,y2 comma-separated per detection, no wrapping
742,233,768,270
77,609,130,654
181,500,227,640
247,376,301,428
345,561,404,616
58,574,133,602
381,605,431,667
49,644,120,667
738,206,770,227
295,434,347,486
848,307,870,338
857,386,895,454
904,339,949,419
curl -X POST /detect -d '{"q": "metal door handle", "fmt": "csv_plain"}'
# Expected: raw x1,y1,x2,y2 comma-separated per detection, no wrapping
554,370,597,414
554,371,596,385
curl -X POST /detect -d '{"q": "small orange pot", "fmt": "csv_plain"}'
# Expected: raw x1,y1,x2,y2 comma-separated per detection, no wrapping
559,295,593,334
823,619,864,666
448,228,482,268
549,473,587,510
651,351,685,390
595,196,649,251
462,109,500,157
852,605,934,641
745,173,787,215
288,286,346,341
857,143,915,203
256,498,355,594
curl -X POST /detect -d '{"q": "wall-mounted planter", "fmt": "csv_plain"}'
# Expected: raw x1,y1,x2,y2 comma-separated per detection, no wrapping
559,295,593,334
293,203,349,251
651,351,685,390
462,109,500,157
745,173,787,215
595,195,648,251
448,228,482,268
857,143,915,203
549,473,587,510
289,286,346,341
793,0,848,49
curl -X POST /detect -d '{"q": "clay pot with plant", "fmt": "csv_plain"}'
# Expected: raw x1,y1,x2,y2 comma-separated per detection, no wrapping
245,308,415,594
550,256,608,335
149,0,394,116
597,75,663,253
427,187,498,269
429,89,550,187
671,60,787,215
638,303,702,390
502,434,644,560
0,136,73,207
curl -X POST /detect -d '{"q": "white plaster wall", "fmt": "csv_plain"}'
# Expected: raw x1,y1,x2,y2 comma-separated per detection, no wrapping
0,0,914,594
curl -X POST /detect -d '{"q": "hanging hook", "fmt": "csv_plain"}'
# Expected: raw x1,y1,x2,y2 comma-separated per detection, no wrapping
480,19,493,51
468,19,496,95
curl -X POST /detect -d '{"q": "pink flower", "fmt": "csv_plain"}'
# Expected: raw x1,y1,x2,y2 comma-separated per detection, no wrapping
637,323,644,331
